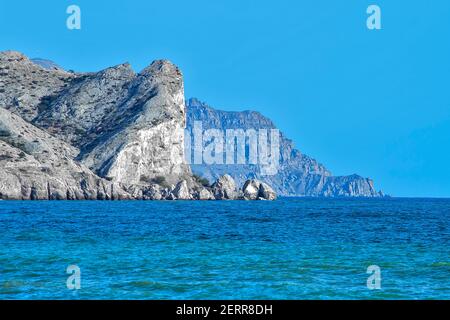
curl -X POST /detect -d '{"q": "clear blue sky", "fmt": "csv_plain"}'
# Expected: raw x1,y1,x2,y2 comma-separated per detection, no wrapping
1,0,450,197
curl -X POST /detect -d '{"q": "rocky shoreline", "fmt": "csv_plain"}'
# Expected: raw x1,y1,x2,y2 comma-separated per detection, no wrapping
0,51,277,200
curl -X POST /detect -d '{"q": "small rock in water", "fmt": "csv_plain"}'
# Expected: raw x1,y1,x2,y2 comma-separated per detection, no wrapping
172,180,191,200
242,179,277,201
242,179,261,200
259,182,277,200
211,174,238,200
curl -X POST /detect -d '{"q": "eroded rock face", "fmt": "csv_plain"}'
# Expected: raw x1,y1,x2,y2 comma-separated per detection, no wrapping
0,51,76,122
33,63,136,146
0,107,131,200
77,60,191,186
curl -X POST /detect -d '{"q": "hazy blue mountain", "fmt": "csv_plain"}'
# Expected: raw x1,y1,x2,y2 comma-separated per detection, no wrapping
186,98,384,197
30,58,64,71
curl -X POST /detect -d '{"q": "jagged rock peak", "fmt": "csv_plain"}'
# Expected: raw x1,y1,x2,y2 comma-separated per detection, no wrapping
186,98,277,129
242,179,277,200
140,59,182,77
187,97,207,108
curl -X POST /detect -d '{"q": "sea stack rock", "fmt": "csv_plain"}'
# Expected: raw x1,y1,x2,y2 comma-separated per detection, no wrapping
242,179,277,200
172,180,191,200
211,174,238,200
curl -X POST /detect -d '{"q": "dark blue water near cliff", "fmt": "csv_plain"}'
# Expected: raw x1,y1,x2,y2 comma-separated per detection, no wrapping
0,198,449,299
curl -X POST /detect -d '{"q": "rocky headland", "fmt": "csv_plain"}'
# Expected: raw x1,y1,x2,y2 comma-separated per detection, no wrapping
0,51,384,200
186,98,385,197
0,51,275,200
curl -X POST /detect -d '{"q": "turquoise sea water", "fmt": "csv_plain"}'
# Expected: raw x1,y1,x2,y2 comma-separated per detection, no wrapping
0,198,449,300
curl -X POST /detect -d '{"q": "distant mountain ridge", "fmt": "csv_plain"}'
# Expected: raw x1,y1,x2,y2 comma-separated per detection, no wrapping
30,58,64,71
186,98,384,197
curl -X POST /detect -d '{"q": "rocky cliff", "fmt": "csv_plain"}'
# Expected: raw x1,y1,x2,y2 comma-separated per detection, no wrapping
0,107,130,200
186,98,384,197
0,51,276,200
0,50,382,199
